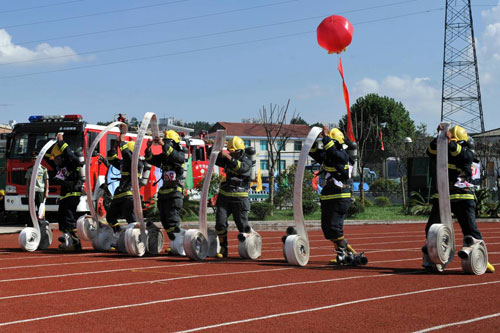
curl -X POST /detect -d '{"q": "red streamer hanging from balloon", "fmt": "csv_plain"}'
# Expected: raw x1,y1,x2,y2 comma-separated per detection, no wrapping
337,57,355,142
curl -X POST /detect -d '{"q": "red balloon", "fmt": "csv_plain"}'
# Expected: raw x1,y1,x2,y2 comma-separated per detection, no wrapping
317,15,353,54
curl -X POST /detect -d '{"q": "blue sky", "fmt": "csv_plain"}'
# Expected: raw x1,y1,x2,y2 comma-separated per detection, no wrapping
1,0,500,132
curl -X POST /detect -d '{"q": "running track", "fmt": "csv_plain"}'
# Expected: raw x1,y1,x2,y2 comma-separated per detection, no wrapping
0,222,498,332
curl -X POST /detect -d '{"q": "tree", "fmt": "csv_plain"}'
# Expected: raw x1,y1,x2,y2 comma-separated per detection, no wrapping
290,116,308,126
259,99,299,207
183,121,213,136
339,93,416,208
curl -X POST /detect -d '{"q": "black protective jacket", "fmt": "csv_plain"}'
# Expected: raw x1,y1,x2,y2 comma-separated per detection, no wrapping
145,142,185,199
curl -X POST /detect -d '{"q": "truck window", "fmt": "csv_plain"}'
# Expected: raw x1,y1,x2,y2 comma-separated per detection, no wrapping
86,131,99,156
190,146,205,162
9,132,83,159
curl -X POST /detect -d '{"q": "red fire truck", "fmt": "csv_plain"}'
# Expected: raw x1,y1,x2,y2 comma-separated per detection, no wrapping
4,114,208,220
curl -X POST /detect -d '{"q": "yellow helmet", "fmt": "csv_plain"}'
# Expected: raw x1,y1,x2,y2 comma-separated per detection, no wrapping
164,130,180,144
450,125,468,142
126,141,135,152
227,136,245,152
0,189,5,196
329,128,345,144
50,144,63,158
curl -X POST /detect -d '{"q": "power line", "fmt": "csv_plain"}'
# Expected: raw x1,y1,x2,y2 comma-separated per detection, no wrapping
0,7,444,80
0,0,86,14
0,0,416,49
0,0,193,30
0,6,443,66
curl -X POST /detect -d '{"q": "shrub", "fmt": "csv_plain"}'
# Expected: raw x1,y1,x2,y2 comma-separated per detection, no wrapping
250,202,274,220
370,178,400,196
374,196,391,207
302,200,318,215
408,191,432,216
363,197,373,207
347,197,364,217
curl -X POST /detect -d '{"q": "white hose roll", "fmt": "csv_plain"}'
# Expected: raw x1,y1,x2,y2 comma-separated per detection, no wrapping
146,224,164,255
20,139,57,251
184,229,209,260
124,222,146,257
238,231,262,260
76,214,99,241
207,229,220,257
427,223,454,265
91,225,114,252
38,220,53,250
114,230,128,253
284,234,309,267
18,227,40,252
169,228,186,256
459,237,488,275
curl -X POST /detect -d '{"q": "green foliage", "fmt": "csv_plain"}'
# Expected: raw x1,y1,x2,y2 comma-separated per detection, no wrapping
180,196,199,219
290,117,308,125
302,200,318,215
195,173,223,199
250,202,274,220
347,197,364,217
363,197,373,207
274,165,319,209
374,196,391,207
474,188,500,218
183,121,214,136
369,178,400,196
408,191,432,216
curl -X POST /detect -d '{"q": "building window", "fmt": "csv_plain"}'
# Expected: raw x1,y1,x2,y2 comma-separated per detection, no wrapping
260,159,268,170
294,160,299,165
279,160,286,171
294,140,302,151
277,140,284,151
260,140,267,151
244,139,251,147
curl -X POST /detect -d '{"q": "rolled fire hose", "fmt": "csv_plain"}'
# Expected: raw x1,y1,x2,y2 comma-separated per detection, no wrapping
282,127,321,266
77,121,128,251
427,122,455,269
18,139,56,251
459,236,488,275
125,112,164,256
238,229,262,260
183,129,225,260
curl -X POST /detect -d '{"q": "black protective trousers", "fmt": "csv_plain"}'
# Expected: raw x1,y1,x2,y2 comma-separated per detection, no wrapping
215,195,251,233
158,196,183,231
320,198,351,240
425,198,482,240
106,196,137,226
57,195,82,232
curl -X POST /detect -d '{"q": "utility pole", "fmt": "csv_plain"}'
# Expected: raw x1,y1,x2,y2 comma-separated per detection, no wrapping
441,0,484,133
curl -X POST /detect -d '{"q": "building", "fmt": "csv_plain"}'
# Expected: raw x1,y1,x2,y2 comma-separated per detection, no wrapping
208,122,313,180
472,128,500,190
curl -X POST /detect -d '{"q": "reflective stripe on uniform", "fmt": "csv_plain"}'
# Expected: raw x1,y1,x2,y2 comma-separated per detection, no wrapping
432,193,475,200
60,143,68,152
219,189,249,198
113,191,133,199
320,192,351,200
450,144,462,157
427,144,436,155
165,146,173,156
60,191,81,200
324,140,334,150
108,154,118,161
159,187,182,195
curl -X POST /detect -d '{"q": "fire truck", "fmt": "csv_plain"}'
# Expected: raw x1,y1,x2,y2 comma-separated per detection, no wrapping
4,114,209,220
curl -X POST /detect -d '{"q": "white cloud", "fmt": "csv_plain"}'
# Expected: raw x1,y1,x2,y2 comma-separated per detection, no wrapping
0,29,80,65
295,84,332,100
481,0,500,23
353,75,441,127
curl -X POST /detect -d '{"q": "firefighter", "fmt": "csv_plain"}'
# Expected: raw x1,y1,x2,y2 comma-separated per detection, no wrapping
50,133,84,251
309,126,364,265
423,124,495,273
214,136,253,259
103,134,140,233
145,130,185,249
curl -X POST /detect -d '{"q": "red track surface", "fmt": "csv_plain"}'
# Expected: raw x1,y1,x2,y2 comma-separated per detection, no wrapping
0,222,498,332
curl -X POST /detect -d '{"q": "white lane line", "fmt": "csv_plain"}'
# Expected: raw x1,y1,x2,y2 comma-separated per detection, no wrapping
413,313,500,332
0,255,167,270
0,262,200,283
2,275,497,328
0,256,426,301
0,266,293,301
175,281,500,332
